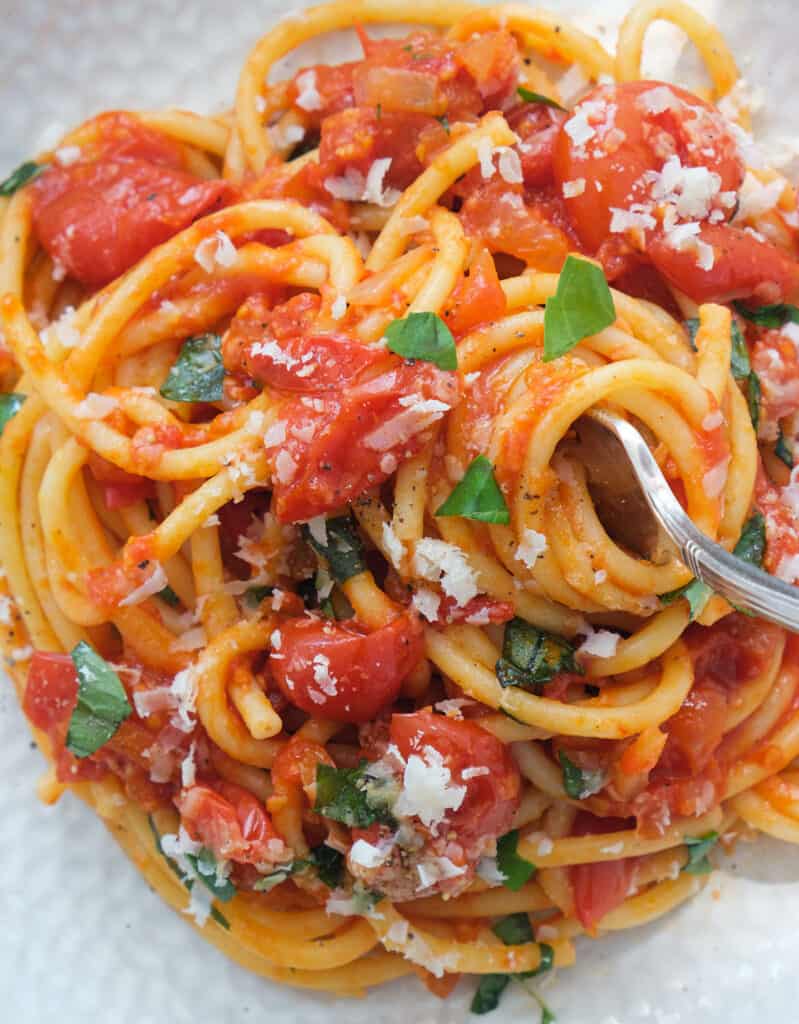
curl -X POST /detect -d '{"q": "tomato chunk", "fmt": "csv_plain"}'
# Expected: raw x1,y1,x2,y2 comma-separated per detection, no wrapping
270,613,423,722
570,812,637,930
389,709,520,847
443,247,507,336
23,651,78,730
177,781,284,864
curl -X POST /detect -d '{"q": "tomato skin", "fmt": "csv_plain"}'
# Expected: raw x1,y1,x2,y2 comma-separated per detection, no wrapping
31,114,230,286
507,101,565,187
570,812,636,930
270,613,424,722
443,247,507,337
656,680,728,780
23,652,79,731
389,710,520,846
177,781,283,864
553,80,743,253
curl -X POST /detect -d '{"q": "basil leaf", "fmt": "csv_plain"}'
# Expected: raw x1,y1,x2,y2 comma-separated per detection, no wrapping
351,882,384,914
517,86,565,111
160,333,224,402
540,1008,556,1024
747,371,761,432
471,974,510,1014
518,943,555,980
733,511,765,565
435,455,510,524
729,320,751,380
0,160,46,196
543,256,616,362
309,844,345,888
733,301,799,329
0,392,26,435
496,829,536,891
496,617,582,692
659,578,713,621
186,847,236,902
384,311,457,369
776,427,794,468
683,831,719,875
253,860,308,892
492,912,534,945
66,641,132,758
314,762,397,828
558,751,605,800
148,816,231,929
684,318,699,352
244,584,274,608
157,585,180,607
302,515,366,584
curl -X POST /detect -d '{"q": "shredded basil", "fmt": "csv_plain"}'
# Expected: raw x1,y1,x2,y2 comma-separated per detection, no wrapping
684,318,699,352
244,584,274,608
314,761,397,828
729,320,751,381
558,750,605,800
492,912,534,945
309,844,345,889
683,831,719,875
496,829,536,891
435,455,510,524
471,915,554,1016
733,301,799,329
471,974,510,1014
160,333,224,402
0,159,47,196
776,427,794,468
186,847,236,902
65,641,132,758
302,515,366,583
659,578,713,620
384,311,458,369
517,86,565,111
0,392,26,435
496,618,582,693
157,585,180,607
147,816,230,929
747,371,761,432
253,861,306,892
543,256,616,362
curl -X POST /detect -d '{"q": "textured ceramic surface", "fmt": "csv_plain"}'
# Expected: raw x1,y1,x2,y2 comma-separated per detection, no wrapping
2,1,799,1021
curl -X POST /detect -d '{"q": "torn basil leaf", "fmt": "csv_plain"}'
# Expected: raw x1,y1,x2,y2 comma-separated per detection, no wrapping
148,816,231,929
253,861,306,892
543,256,616,362
435,455,510,524
384,311,457,370
302,515,366,583
314,761,396,828
496,618,582,692
496,829,536,891
729,320,751,381
0,393,26,436
66,641,132,758
244,584,274,608
471,973,510,1014
157,585,180,607
186,847,236,902
160,333,224,402
776,428,794,468
0,159,46,196
659,578,713,621
733,301,799,329
517,86,566,111
684,318,699,352
309,844,345,889
747,371,761,432
492,912,534,945
683,831,719,875
558,751,605,800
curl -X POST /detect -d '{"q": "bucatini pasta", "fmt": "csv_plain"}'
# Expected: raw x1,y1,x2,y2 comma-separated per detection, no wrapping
2,0,799,1013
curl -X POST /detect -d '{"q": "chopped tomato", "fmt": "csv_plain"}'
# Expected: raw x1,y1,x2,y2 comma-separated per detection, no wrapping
656,680,728,780
506,101,565,188
31,112,231,286
272,359,460,522
570,812,637,930
177,781,283,864
269,613,424,722
270,736,334,795
434,594,515,626
443,247,507,336
459,179,571,270
286,61,359,122
389,709,520,847
756,466,799,576
23,651,78,731
222,292,385,391
752,328,799,430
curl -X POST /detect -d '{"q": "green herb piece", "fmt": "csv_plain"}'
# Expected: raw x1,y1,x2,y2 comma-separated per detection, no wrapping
0,160,46,196
384,311,457,370
0,393,26,435
492,912,534,945
314,762,396,828
437,114,451,134
435,455,510,524
747,371,761,432
160,333,224,402
543,256,616,362
350,882,384,914
186,847,236,902
558,750,605,800
729,320,751,380
520,943,555,980
471,974,510,1015
308,844,345,889
148,816,231,929
683,831,719,875
496,829,536,891
659,578,713,620
302,515,366,583
540,1008,556,1024
253,860,307,892
157,585,180,607
517,86,565,111
684,318,699,351
66,641,132,758
776,427,794,468
244,584,274,608
496,618,582,693
733,301,799,329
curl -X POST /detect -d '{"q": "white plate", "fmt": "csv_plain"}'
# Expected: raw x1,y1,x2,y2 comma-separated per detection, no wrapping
2,1,799,1021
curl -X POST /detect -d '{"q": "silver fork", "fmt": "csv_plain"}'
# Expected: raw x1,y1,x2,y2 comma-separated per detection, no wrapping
589,409,799,632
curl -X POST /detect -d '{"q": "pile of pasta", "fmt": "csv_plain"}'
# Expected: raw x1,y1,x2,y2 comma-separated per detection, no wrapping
2,0,799,1010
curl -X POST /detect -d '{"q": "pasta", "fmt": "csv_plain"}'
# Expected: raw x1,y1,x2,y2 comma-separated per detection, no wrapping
3,0,799,1012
